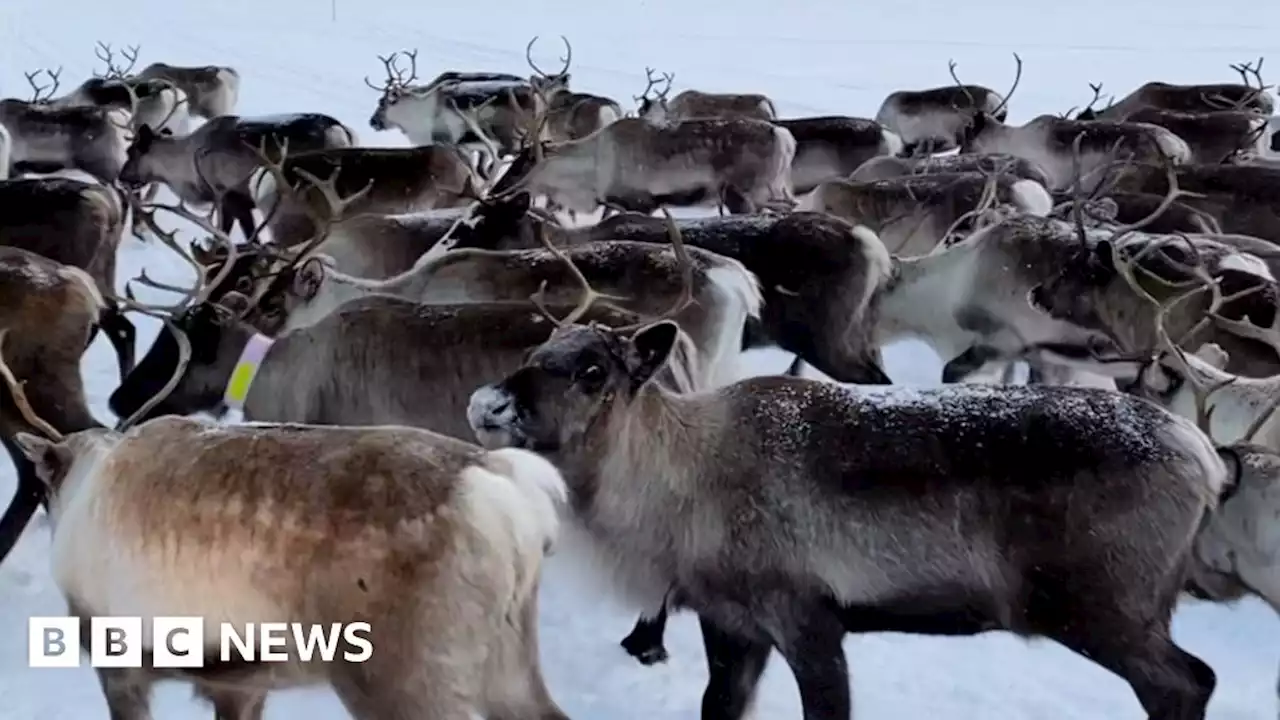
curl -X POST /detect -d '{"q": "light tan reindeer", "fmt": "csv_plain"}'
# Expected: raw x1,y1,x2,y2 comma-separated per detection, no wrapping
634,67,777,124
2,364,572,719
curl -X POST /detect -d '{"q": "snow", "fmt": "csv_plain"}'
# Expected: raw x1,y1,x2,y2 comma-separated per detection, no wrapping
1,0,1278,717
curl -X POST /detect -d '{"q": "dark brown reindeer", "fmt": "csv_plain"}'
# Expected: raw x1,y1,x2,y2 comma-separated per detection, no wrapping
467,247,1233,720
444,192,896,385
774,116,904,194
0,246,106,576
874,54,1021,155
117,113,356,240
1109,161,1280,245
250,144,480,248
0,176,136,379
133,61,240,119
0,69,132,182
1075,59,1275,120
634,67,777,123
1086,107,1270,164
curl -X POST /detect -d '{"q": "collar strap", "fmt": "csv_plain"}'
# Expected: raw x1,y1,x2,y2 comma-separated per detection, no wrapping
224,333,274,412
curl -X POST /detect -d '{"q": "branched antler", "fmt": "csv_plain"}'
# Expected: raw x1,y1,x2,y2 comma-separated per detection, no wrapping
635,66,674,104
93,41,140,80
23,68,62,103
364,50,419,94
946,53,1022,118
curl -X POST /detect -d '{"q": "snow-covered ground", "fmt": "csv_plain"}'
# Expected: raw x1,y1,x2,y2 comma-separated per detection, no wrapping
2,0,1278,717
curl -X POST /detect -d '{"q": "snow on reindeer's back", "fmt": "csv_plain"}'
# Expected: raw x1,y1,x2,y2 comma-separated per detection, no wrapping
0,0,1275,718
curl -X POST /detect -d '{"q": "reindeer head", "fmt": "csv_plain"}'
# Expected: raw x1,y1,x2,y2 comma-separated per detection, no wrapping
365,50,422,131
109,293,260,422
948,54,1022,153
118,123,168,188
634,67,674,121
468,321,683,453
468,208,695,454
10,429,120,527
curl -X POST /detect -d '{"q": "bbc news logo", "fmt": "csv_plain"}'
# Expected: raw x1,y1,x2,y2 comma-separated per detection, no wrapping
28,617,373,668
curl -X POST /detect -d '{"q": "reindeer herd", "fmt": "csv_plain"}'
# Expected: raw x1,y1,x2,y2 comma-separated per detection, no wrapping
0,33,1279,720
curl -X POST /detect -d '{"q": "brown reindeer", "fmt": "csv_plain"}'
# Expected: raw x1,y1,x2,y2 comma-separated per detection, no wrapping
1075,59,1275,120
799,171,1053,256
0,176,136,379
634,67,777,124
775,116,904,194
1109,161,1280,245
0,247,105,578
250,144,480,248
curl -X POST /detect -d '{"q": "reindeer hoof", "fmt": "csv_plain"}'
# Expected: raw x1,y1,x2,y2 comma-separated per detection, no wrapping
620,635,669,665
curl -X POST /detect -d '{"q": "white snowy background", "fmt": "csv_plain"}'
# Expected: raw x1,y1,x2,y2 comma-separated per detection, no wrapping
1,0,1278,717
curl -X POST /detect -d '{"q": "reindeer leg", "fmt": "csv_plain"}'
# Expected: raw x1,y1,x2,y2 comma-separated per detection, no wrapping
785,356,807,377
621,602,671,665
222,193,257,242
196,685,266,720
698,615,772,720
941,345,1003,383
722,187,755,215
0,437,48,562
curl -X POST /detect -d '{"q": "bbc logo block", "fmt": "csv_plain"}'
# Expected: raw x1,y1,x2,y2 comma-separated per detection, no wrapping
29,616,373,668
28,616,79,668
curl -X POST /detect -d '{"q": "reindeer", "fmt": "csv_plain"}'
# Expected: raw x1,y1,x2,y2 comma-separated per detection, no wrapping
1084,107,1271,164
118,114,356,240
365,48,542,177
959,113,1192,192
634,67,776,124
772,116,903,194
261,236,760,390
874,55,1021,156
46,42,191,137
250,144,480,248
0,69,131,183
849,152,1053,187
0,176,136,379
134,62,240,119
798,171,1053,256
1109,161,1280,245
443,194,896,384
540,87,622,143
466,286,1232,720
0,246,105,576
1075,60,1275,120
488,115,796,215
1,393,571,719
108,294,666,433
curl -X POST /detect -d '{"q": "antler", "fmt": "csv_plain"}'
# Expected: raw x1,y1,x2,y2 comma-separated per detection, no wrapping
946,53,1022,118
635,67,675,104
364,50,419,93
529,207,693,330
23,68,62,103
93,41,141,80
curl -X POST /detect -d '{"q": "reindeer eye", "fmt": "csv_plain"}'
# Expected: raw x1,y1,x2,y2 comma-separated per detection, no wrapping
575,363,606,389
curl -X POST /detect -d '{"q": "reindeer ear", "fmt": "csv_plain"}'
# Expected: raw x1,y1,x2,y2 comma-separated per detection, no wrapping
625,321,680,391
12,433,71,489
292,258,325,300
